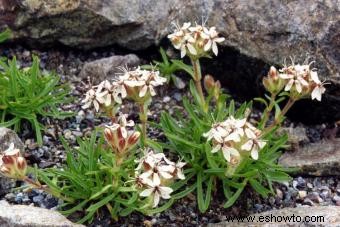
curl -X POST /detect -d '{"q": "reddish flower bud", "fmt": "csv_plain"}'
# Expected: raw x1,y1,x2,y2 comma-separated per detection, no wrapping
118,139,126,152
268,66,278,80
204,74,215,93
17,157,27,173
104,128,114,142
127,132,140,146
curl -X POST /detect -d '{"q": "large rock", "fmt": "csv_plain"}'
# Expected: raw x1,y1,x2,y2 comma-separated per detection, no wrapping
79,54,140,82
279,139,340,176
210,206,340,227
0,127,25,196
0,200,83,227
0,0,338,79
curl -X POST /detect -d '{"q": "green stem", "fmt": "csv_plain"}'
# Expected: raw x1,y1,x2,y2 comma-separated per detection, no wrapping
263,98,296,134
260,93,277,129
139,103,148,145
191,58,206,111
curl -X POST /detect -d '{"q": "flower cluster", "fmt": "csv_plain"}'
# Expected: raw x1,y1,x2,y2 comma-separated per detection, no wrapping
82,80,124,113
135,150,185,207
167,22,225,58
104,114,140,155
263,62,327,101
204,116,266,164
115,67,167,102
0,143,27,179
82,67,166,112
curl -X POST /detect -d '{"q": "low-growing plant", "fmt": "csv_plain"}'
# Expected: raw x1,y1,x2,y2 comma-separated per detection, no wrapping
0,21,328,224
0,55,72,145
162,21,327,211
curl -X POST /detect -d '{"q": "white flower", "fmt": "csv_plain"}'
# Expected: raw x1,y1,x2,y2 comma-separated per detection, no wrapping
82,88,103,112
203,27,225,55
139,182,173,207
310,71,326,101
241,138,266,160
173,161,186,180
136,149,186,207
280,73,309,93
168,22,224,58
115,67,166,99
106,113,134,139
204,116,266,162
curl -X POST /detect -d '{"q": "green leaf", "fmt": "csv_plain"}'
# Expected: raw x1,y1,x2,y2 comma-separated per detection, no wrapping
249,178,270,198
265,170,292,183
0,29,11,43
223,179,247,208
86,193,117,212
171,60,194,77
89,185,112,200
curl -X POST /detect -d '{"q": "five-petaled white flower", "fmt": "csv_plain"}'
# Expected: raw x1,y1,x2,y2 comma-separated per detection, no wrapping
139,181,173,208
203,27,225,55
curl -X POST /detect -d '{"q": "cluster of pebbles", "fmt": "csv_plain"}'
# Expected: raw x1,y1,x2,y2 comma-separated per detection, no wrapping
0,45,338,226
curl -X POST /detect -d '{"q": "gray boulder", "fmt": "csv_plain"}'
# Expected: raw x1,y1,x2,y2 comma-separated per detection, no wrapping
79,54,140,83
0,200,84,227
279,139,340,176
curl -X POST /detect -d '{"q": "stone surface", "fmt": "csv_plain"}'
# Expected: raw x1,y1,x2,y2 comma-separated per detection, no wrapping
0,200,83,227
0,127,25,196
278,126,309,150
279,139,340,176
0,0,338,80
0,127,24,152
79,54,140,82
210,206,340,227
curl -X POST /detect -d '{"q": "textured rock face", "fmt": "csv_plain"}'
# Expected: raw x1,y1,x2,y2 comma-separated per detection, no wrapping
0,0,338,80
210,206,340,227
0,200,84,227
0,128,25,196
79,54,140,82
279,139,340,176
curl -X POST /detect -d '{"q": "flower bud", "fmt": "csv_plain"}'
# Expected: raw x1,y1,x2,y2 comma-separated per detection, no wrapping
268,66,278,80
214,80,221,100
263,66,285,94
127,131,140,146
203,74,215,93
17,157,27,173
0,145,27,179
104,128,114,143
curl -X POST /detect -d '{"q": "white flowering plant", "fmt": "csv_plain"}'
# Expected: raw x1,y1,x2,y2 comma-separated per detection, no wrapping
1,64,187,223
160,22,328,212
0,22,329,223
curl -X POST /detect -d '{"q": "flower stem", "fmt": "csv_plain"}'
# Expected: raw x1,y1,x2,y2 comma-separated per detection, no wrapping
263,98,296,134
191,58,206,111
260,93,277,129
139,103,148,145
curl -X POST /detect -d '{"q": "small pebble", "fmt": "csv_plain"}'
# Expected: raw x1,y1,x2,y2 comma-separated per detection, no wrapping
163,96,171,103
298,191,307,199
